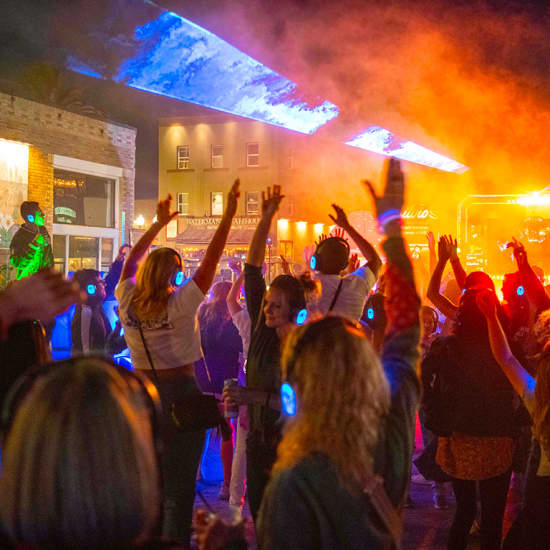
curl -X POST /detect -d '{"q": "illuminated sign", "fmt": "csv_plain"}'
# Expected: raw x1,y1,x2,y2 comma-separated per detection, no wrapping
345,126,468,173
67,9,339,134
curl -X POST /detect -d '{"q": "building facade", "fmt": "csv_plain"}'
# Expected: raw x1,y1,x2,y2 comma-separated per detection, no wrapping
0,91,136,286
158,115,338,278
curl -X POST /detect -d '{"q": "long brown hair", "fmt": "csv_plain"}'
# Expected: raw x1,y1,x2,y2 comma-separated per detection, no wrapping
0,358,159,549
131,247,182,319
275,317,390,493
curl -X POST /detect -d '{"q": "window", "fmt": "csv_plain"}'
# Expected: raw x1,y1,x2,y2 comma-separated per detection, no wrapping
177,145,190,169
246,142,260,167
279,240,293,261
53,170,115,228
68,236,99,272
53,234,66,273
211,145,224,168
100,238,113,274
177,192,189,215
246,192,260,215
211,192,223,216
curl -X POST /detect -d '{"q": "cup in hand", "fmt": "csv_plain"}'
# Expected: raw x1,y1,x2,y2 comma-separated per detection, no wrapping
223,378,239,418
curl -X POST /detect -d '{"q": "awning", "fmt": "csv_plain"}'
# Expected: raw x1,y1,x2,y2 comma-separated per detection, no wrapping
175,226,255,246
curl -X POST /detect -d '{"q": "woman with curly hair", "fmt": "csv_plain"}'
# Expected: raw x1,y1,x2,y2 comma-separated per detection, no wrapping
478,294,550,550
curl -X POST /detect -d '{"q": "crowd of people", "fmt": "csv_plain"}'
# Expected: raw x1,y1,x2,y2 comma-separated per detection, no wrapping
0,158,548,550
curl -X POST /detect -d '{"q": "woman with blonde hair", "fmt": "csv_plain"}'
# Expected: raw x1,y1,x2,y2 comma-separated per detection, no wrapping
477,293,550,550
0,357,170,549
200,159,421,550
116,183,239,547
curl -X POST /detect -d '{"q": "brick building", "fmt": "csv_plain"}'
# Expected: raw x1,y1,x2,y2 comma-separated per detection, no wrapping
0,91,136,285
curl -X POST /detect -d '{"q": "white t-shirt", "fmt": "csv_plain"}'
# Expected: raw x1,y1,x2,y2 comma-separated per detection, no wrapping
231,308,251,358
115,277,205,370
316,265,376,322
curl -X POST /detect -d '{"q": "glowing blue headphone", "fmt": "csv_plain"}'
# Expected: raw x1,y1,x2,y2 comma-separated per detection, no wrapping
86,284,96,295
296,308,308,325
174,271,184,286
27,214,35,223
517,285,525,296
280,382,297,417
367,307,375,320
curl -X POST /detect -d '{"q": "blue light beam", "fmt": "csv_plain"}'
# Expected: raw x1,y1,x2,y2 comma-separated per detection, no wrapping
68,10,339,134
345,125,468,173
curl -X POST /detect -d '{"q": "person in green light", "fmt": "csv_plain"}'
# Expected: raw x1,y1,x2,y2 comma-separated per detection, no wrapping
9,201,53,281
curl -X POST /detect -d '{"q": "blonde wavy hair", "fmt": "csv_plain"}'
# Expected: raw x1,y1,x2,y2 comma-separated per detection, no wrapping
275,316,391,493
0,358,159,549
132,247,182,319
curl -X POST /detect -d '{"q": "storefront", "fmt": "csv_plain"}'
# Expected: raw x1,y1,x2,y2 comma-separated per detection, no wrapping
51,156,122,275
0,91,136,286
174,216,258,278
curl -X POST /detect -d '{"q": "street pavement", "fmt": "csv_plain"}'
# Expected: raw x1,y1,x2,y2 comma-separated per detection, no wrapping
192,429,523,549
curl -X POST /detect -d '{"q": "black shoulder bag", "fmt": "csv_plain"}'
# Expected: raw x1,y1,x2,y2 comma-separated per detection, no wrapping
137,323,221,432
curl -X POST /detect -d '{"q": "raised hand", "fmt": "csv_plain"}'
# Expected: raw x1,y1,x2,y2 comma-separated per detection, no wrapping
156,195,179,226
426,231,436,252
224,179,241,219
342,253,360,275
261,185,284,219
476,289,497,318
446,235,459,260
437,236,451,263
362,158,405,220
280,255,291,275
507,237,527,267
0,270,84,338
329,204,350,231
228,259,242,275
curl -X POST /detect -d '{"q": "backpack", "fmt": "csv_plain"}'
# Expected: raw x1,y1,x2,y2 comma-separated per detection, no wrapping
420,336,464,437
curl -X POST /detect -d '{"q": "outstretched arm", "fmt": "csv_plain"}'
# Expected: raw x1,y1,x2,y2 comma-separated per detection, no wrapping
247,186,284,267
509,238,550,313
427,237,459,319
329,204,382,278
476,290,535,396
193,180,240,294
447,235,467,290
227,262,244,316
120,195,178,282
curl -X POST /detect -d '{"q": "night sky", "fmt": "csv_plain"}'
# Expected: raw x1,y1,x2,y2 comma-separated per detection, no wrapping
1,0,549,198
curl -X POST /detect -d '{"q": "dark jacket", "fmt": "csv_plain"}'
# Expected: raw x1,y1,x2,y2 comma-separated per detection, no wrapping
422,334,522,437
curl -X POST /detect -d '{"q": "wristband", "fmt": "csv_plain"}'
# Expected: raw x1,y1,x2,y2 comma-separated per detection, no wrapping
377,209,402,234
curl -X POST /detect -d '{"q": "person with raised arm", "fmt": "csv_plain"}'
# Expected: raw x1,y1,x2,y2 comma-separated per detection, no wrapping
225,261,251,510
115,182,240,547
307,203,381,322
222,185,307,523
428,235,493,320
477,290,550,550
200,158,421,550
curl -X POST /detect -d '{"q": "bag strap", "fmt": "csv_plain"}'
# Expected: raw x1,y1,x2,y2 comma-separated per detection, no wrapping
362,475,402,550
137,322,161,388
328,279,344,313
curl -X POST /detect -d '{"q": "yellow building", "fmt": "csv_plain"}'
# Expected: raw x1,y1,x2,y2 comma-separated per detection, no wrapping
157,115,335,279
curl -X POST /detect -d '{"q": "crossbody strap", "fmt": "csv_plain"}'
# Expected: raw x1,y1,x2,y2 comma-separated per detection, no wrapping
327,279,344,313
362,475,402,550
137,322,161,388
